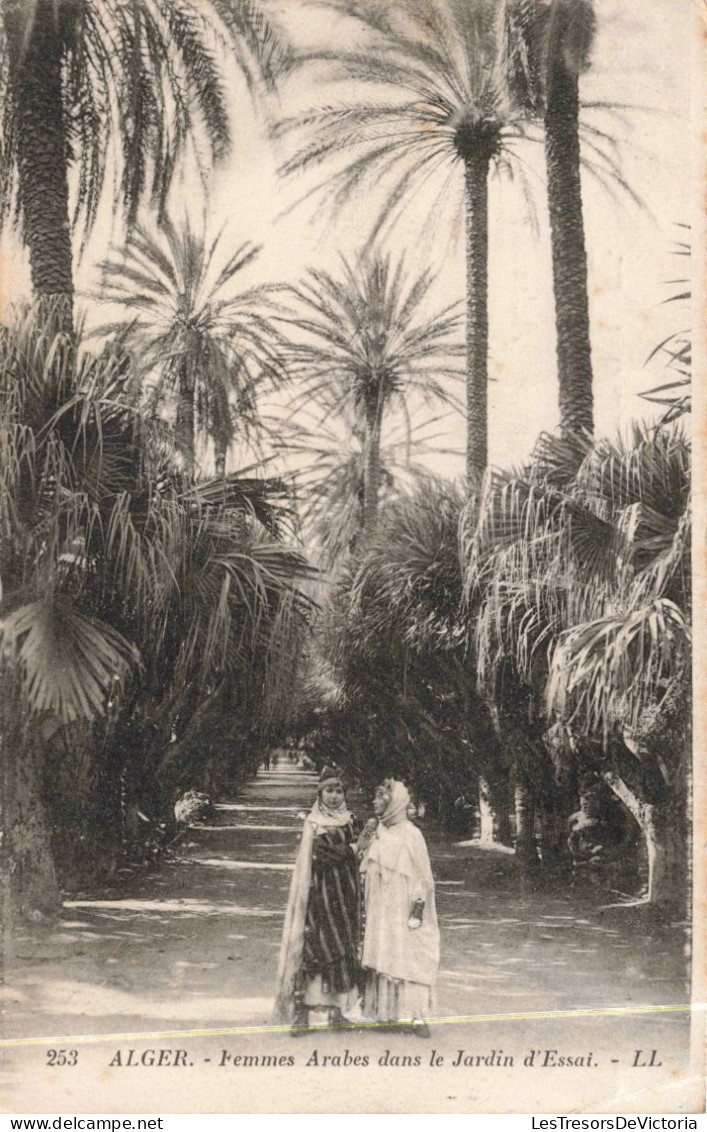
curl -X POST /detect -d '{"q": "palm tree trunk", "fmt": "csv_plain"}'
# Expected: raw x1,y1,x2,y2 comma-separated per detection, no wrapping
478,774,512,845
539,790,574,872
477,779,495,843
603,772,685,908
45,723,123,891
544,60,594,437
176,364,196,477
514,766,540,872
4,0,74,327
362,409,383,541
463,153,491,484
0,698,61,922
215,446,227,478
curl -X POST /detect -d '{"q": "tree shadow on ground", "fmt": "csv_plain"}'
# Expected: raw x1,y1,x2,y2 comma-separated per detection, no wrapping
4,767,690,1041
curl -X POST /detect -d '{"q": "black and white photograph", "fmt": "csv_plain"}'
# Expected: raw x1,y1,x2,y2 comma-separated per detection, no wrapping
0,0,703,1116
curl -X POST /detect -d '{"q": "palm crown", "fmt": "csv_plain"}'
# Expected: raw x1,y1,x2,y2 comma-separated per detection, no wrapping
281,250,464,540
93,218,286,477
280,407,460,568
277,0,528,227
499,0,597,115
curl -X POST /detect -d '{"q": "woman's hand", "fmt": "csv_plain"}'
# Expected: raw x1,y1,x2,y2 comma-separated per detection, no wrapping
408,899,425,929
354,818,378,857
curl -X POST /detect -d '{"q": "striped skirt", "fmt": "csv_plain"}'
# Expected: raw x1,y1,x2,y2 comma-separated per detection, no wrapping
299,826,361,998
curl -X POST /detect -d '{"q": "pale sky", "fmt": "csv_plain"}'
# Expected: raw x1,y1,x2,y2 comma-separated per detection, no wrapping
3,0,695,481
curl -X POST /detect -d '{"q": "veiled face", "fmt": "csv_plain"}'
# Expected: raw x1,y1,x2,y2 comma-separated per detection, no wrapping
321,783,345,810
373,786,390,817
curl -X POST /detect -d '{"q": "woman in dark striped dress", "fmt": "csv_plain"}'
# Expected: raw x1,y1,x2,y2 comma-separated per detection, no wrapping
273,768,375,1032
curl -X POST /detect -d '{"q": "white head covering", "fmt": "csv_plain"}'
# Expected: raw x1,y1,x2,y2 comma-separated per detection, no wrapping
362,780,424,879
379,780,411,827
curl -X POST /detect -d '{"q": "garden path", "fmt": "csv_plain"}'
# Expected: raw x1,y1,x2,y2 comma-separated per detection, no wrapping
1,755,694,1113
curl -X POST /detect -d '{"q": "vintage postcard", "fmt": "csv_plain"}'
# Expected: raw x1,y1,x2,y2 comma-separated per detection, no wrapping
0,0,704,1116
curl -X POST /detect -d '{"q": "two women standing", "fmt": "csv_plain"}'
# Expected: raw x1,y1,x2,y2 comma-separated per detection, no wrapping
274,768,439,1035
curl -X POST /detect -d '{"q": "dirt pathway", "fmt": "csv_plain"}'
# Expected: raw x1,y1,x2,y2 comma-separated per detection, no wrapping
1,756,696,1113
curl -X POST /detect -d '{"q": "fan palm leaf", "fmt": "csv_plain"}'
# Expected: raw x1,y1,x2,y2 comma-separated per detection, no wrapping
1,309,314,735
350,479,466,654
0,599,139,724
546,597,690,742
463,421,691,746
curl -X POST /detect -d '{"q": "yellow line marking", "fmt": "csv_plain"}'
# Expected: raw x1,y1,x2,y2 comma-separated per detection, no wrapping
0,1003,702,1048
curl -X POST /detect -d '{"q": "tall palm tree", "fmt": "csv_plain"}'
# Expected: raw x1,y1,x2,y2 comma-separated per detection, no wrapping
94,218,286,477
499,0,597,437
0,0,284,319
281,250,464,540
276,0,533,484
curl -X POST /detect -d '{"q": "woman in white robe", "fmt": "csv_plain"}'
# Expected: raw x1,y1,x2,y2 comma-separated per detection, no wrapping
360,779,440,1035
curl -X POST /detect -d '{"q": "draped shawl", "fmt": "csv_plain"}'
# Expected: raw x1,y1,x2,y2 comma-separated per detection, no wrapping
273,798,356,1023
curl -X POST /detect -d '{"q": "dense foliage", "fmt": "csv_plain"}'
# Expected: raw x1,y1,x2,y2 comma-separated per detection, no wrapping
0,309,312,910
296,422,691,905
0,0,692,920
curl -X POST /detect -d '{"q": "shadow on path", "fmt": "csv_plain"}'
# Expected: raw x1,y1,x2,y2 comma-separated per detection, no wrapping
2,758,690,1042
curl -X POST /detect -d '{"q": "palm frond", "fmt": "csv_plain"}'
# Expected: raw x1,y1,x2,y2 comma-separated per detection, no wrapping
275,0,534,241
546,597,690,741
0,599,139,724
90,216,285,472
0,0,286,237
640,231,692,423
